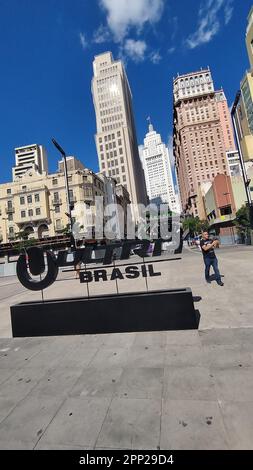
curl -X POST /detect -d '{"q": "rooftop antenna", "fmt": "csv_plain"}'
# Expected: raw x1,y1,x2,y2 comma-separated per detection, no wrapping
147,116,154,132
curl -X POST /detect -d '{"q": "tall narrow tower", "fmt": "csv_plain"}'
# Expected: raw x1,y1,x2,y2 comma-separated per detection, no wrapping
91,52,147,216
139,120,180,213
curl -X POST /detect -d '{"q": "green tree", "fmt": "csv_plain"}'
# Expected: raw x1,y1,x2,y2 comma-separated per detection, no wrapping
198,219,210,233
14,238,37,253
234,205,250,241
183,216,209,237
61,224,71,235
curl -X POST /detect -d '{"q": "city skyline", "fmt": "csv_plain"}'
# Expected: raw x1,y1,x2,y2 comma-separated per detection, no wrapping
0,0,252,183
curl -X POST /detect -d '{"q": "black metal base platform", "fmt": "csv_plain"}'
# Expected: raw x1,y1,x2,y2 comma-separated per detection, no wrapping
10,288,199,337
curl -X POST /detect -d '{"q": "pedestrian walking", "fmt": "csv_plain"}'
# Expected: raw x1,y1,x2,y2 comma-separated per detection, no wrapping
200,231,224,286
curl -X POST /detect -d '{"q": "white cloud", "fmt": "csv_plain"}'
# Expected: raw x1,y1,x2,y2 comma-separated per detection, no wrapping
79,32,88,50
224,0,234,25
186,0,234,50
124,39,147,62
170,16,178,41
99,0,164,42
93,25,111,44
150,50,162,64
168,46,176,54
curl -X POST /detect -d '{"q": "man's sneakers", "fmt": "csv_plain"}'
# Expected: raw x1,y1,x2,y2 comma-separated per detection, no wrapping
206,279,211,284
217,281,224,286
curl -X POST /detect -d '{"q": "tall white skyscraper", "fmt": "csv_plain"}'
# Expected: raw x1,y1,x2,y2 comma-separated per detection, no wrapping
12,144,48,181
91,52,147,218
139,122,180,213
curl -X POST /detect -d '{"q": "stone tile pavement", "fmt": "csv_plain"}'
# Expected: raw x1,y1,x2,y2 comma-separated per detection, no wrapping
0,246,253,450
0,328,252,450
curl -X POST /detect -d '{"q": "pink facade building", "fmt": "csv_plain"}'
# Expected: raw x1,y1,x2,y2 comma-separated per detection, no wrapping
173,69,236,216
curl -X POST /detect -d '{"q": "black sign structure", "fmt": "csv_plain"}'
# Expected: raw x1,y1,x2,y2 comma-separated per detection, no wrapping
11,237,199,337
16,239,181,291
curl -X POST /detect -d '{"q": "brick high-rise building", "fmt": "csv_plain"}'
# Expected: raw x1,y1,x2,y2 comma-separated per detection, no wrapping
173,68,236,216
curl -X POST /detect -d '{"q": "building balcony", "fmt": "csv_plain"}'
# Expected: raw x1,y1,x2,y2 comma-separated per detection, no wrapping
52,198,62,205
55,225,64,233
5,206,15,214
15,214,50,225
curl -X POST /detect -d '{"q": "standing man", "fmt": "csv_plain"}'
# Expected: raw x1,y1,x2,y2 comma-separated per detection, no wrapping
200,231,224,286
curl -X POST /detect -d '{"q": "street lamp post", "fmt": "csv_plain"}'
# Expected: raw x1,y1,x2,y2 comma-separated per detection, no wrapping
52,138,75,248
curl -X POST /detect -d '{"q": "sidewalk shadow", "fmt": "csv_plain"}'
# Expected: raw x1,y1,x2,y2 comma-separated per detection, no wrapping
209,274,224,282
195,309,201,328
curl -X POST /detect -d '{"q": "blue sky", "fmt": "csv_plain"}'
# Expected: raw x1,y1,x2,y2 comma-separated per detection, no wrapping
0,0,252,182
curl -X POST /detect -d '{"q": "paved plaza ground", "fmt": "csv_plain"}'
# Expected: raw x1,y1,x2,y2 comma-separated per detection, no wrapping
0,245,253,449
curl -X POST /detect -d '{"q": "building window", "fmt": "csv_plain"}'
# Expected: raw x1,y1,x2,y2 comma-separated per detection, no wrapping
9,227,14,238
7,200,12,209
28,209,33,217
52,179,58,185
55,206,60,213
22,186,27,190
8,214,13,221
36,208,41,215
35,194,40,202
56,219,62,230
27,195,32,204
7,189,11,194
220,206,232,216
21,210,26,218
